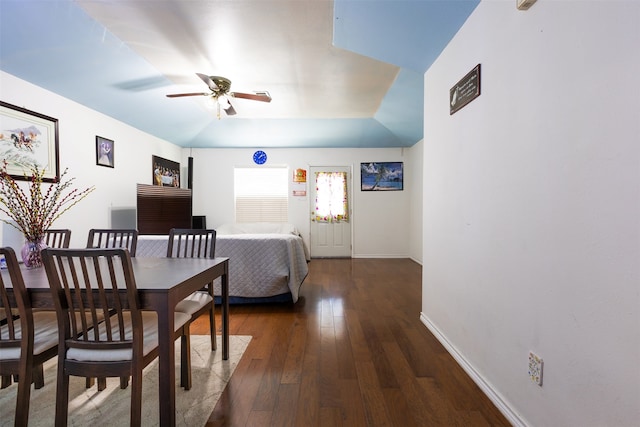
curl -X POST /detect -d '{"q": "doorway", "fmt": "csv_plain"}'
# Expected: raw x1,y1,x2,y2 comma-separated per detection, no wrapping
309,166,352,258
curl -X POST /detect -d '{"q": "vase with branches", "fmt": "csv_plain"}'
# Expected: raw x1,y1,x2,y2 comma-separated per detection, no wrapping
0,162,95,267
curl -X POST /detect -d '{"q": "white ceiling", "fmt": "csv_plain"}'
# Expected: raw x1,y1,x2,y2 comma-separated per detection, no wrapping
0,0,479,149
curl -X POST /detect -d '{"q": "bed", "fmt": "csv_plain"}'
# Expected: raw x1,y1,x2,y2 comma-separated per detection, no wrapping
136,223,309,303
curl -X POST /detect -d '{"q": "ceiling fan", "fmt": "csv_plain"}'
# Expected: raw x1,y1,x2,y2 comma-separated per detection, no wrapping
166,73,271,118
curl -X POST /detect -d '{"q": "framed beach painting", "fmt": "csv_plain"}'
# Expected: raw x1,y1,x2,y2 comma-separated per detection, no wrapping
152,155,180,187
360,162,403,191
0,101,59,182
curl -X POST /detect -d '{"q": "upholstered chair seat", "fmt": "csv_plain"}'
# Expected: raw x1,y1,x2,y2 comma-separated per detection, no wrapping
175,292,213,316
67,311,190,363
0,311,58,362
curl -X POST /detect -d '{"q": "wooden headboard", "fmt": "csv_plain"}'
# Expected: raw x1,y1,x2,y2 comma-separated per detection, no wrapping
136,184,192,235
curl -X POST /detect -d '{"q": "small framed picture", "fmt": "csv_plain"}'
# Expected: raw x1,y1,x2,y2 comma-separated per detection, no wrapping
96,136,114,168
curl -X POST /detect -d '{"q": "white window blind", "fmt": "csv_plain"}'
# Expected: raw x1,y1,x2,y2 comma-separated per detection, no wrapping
234,166,288,223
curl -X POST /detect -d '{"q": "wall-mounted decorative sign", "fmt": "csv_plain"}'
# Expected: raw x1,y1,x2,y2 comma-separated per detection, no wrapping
292,168,307,196
0,101,59,181
152,155,180,187
96,136,114,168
450,64,481,115
360,162,403,191
293,168,307,183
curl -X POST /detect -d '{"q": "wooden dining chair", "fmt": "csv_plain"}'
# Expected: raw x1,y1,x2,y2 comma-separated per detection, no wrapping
41,247,192,426
44,229,71,248
86,228,138,256
0,247,59,427
168,228,217,351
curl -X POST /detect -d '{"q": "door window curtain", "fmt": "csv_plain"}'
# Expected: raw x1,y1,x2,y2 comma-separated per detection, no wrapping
314,172,349,222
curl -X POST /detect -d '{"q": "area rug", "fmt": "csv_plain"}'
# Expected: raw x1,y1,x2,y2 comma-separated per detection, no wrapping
0,335,251,426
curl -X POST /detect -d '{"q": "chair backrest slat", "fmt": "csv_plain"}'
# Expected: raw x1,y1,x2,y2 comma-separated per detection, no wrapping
167,228,216,259
44,229,72,248
0,276,16,339
42,247,140,350
87,229,138,257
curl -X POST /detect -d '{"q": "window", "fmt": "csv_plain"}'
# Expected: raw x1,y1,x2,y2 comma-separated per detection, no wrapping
314,172,349,222
234,166,288,222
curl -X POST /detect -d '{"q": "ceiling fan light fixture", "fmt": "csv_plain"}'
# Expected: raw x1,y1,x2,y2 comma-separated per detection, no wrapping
204,96,216,109
210,76,232,94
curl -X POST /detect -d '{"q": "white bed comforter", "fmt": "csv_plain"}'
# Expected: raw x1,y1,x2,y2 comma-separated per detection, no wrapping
136,230,309,303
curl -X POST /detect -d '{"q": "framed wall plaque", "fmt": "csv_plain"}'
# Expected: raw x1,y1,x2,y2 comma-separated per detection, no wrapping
450,64,481,115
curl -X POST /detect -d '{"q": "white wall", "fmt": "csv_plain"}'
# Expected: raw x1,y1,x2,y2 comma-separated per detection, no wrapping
407,140,423,264
1,71,423,260
185,146,419,259
421,2,640,426
0,71,182,247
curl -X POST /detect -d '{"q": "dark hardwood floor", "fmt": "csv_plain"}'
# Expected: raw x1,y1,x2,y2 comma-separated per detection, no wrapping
191,258,510,427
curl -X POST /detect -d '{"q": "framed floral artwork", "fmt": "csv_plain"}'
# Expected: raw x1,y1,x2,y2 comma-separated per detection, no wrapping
0,101,59,182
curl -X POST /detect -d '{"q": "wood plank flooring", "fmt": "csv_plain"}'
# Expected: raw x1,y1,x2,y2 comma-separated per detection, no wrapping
190,258,510,427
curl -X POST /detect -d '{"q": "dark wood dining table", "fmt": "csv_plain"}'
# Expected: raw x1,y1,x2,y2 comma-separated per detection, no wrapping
2,256,230,427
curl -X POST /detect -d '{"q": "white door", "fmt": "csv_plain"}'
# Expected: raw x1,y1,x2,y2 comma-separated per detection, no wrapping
309,166,352,258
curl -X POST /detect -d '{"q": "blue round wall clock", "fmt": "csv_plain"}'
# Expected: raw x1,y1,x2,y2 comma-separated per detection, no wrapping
253,150,267,165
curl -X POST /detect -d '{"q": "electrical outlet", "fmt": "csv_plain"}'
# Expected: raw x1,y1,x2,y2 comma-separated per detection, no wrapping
528,352,543,386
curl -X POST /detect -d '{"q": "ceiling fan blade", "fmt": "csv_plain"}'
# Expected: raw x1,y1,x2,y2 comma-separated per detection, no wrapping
225,103,237,116
166,92,208,98
230,91,272,103
196,73,219,92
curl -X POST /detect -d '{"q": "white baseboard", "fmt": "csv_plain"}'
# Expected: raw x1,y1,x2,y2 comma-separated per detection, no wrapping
351,254,411,259
420,313,526,427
